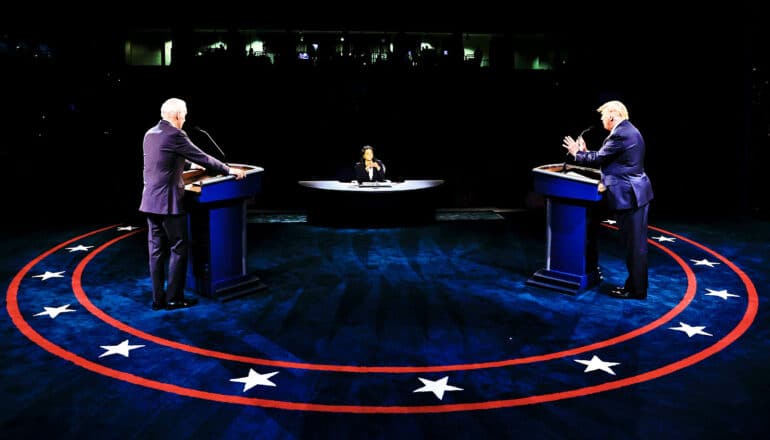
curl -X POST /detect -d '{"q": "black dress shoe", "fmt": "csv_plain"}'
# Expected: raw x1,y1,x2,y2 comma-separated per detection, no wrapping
609,287,647,300
151,302,166,311
166,297,198,310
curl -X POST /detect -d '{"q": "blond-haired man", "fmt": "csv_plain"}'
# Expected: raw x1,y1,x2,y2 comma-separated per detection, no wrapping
563,100,654,299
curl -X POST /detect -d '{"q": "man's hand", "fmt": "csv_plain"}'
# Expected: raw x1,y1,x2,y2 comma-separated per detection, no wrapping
229,168,247,180
577,136,587,151
562,136,581,157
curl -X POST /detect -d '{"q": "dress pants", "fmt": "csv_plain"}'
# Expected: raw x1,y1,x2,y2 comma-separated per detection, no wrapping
146,213,188,304
615,202,649,295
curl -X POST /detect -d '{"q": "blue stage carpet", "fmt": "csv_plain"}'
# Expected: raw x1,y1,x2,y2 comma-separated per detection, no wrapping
2,211,768,438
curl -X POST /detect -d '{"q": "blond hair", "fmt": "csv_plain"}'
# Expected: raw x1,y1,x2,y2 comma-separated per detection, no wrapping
597,100,629,121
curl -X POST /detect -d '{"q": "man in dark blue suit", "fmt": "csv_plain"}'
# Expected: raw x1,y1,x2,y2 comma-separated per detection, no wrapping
139,98,246,310
563,100,654,299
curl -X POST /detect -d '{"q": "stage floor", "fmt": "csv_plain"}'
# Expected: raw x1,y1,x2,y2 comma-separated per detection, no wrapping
2,210,768,438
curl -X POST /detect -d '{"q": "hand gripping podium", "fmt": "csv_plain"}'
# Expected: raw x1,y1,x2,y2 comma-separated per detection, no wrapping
527,163,603,294
183,164,266,300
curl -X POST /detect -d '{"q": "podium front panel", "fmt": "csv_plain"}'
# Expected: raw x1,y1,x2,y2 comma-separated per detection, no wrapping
527,163,602,294
184,163,266,300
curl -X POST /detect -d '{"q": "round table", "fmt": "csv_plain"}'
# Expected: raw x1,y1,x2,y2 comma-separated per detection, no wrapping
298,180,445,226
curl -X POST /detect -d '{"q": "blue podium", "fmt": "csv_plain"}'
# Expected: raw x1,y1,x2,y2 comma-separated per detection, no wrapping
183,164,266,301
527,163,603,294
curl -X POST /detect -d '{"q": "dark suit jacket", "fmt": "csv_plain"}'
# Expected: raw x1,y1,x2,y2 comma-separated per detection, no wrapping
354,159,387,182
575,119,654,210
139,120,230,215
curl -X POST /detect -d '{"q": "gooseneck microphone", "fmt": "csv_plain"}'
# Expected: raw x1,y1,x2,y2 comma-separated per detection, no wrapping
577,125,593,141
192,126,228,165
562,125,594,172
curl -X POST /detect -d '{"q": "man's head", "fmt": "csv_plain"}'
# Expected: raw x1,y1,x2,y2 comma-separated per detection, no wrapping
597,100,628,131
161,98,187,129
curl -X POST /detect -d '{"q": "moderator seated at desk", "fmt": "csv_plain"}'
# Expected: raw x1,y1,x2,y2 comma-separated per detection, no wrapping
298,179,445,226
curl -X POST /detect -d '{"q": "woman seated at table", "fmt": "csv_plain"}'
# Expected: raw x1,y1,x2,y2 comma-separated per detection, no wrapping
353,145,387,182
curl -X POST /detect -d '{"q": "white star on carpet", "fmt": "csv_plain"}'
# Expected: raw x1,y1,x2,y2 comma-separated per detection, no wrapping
32,271,65,280
99,340,146,358
574,355,620,375
65,245,94,252
705,289,740,300
651,235,676,242
690,258,720,267
33,304,76,319
413,376,463,400
669,322,713,338
230,369,279,392
602,219,617,225
117,226,139,231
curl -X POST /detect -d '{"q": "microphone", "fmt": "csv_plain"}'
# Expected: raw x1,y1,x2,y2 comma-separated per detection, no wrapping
192,126,228,165
563,126,593,172
578,125,593,142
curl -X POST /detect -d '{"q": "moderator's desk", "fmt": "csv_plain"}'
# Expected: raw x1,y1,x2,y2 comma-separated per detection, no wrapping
298,180,445,226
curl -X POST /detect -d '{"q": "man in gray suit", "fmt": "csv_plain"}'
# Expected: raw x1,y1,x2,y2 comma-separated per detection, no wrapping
563,100,654,299
140,98,246,310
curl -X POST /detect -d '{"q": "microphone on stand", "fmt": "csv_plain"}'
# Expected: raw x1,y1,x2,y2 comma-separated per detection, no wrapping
577,125,593,141
192,126,228,165
562,125,593,172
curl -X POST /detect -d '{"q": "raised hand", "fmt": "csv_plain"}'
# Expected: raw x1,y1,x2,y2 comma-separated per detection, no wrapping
562,135,580,157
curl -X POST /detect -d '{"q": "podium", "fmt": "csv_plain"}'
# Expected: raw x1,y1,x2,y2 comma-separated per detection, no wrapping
526,163,603,294
183,164,266,301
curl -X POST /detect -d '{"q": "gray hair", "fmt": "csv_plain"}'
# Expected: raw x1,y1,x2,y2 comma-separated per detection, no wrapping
160,98,187,119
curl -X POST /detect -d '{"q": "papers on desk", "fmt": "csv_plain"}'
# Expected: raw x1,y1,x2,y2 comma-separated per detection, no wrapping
358,181,392,188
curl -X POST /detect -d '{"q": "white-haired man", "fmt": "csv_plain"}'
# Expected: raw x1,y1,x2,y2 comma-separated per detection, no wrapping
139,98,246,310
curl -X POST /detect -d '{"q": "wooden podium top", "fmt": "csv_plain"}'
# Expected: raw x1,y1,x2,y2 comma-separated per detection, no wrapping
532,163,603,202
532,163,601,184
184,163,263,194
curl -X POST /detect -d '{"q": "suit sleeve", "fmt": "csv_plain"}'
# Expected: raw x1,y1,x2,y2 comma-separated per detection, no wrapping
171,131,230,175
575,132,626,167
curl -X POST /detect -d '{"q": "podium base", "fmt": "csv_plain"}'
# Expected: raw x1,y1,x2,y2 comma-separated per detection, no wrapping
526,268,601,295
211,274,268,302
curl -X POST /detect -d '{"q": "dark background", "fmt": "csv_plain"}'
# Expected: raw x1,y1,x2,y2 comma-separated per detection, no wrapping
2,7,768,226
